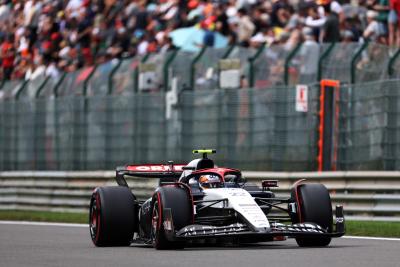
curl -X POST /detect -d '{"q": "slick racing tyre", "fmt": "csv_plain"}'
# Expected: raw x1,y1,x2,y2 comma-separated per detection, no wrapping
151,186,192,250
292,183,333,247
89,186,137,246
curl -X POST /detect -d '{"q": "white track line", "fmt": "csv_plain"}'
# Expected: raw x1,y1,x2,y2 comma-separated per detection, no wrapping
0,220,86,228
343,236,400,241
0,221,399,241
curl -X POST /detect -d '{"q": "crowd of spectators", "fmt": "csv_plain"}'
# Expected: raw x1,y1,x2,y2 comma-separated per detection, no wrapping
0,0,399,81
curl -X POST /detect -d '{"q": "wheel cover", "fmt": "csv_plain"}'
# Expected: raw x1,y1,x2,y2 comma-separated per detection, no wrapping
89,195,100,241
151,201,159,241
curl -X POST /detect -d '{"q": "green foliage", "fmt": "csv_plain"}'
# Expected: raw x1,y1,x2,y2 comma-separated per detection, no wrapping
0,210,87,224
345,221,400,238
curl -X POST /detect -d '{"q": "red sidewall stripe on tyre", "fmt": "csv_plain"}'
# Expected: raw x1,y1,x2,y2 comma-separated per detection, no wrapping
157,192,162,231
293,179,306,223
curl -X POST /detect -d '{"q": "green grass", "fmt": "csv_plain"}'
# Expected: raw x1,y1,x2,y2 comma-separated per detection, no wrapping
345,220,400,238
0,210,399,238
0,210,88,224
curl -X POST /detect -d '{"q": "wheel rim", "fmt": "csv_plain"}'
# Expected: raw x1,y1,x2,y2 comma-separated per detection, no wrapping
151,201,159,241
89,196,100,241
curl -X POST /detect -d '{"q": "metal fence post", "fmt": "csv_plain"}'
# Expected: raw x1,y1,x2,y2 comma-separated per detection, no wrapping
134,54,150,93
317,43,336,81
216,45,235,154
248,44,265,88
190,47,207,90
52,73,68,170
14,80,29,100
104,59,124,168
351,42,369,84
222,44,235,59
80,65,98,170
217,45,235,89
34,76,50,98
13,80,29,170
163,49,180,92
82,65,98,97
33,76,50,169
387,48,400,77
131,54,150,162
107,59,123,95
53,72,67,97
284,42,302,85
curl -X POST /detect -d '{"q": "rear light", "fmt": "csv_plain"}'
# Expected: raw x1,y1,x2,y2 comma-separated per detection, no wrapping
262,180,279,189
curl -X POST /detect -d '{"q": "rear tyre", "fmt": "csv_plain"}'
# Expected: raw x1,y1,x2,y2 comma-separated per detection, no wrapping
292,183,332,247
89,186,137,246
151,186,192,250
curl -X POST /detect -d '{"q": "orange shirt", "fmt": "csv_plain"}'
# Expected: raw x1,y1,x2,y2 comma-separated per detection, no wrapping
1,42,15,68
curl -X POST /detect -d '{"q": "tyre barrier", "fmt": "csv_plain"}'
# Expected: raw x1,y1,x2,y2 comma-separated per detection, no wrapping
0,171,399,221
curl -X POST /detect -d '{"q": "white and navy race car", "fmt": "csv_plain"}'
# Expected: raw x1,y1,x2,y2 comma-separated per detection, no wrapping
89,150,345,249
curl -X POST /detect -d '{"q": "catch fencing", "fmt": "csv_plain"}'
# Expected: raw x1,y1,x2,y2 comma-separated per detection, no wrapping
0,171,399,222
3,79,400,171
0,85,320,171
1,42,400,171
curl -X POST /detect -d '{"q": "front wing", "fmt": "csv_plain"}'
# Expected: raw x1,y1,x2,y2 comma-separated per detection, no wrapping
163,206,345,241
174,222,344,239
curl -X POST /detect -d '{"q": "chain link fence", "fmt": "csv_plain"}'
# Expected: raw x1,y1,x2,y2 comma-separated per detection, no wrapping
0,84,320,171
2,79,400,171
336,79,400,170
193,48,228,90
1,43,400,171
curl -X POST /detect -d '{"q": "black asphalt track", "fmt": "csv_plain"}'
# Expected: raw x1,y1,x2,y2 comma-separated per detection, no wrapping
0,223,399,267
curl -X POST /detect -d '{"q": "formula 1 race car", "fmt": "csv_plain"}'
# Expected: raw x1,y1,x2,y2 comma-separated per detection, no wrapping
89,150,345,249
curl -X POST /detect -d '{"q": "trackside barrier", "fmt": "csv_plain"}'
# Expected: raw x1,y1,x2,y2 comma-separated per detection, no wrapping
0,171,399,222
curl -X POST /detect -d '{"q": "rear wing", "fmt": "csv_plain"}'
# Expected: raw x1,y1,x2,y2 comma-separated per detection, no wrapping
115,163,187,187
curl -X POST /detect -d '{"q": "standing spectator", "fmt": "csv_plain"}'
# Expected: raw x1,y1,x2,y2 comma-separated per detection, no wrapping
305,3,325,41
24,0,42,46
237,8,255,46
0,34,15,80
364,10,380,41
321,3,341,42
299,27,320,84
271,0,291,28
373,0,390,43
0,0,10,24
389,0,400,48
215,4,230,36
25,54,45,80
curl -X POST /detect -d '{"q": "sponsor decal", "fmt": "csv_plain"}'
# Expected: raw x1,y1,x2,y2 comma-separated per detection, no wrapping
127,165,185,172
336,217,344,223
177,223,247,237
271,222,325,233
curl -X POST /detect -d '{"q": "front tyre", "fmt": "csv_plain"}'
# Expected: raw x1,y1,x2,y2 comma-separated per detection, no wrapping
89,186,137,246
292,183,332,247
151,187,192,250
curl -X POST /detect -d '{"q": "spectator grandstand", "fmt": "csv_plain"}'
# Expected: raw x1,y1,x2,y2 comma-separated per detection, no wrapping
0,0,398,81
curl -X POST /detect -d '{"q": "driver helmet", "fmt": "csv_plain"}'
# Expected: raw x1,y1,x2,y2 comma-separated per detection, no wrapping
199,174,223,189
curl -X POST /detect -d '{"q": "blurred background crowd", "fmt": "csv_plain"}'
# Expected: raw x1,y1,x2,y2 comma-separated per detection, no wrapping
0,0,399,81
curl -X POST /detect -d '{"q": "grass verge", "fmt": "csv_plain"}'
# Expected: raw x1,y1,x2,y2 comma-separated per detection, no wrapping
0,210,399,238
345,220,400,238
0,210,87,224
